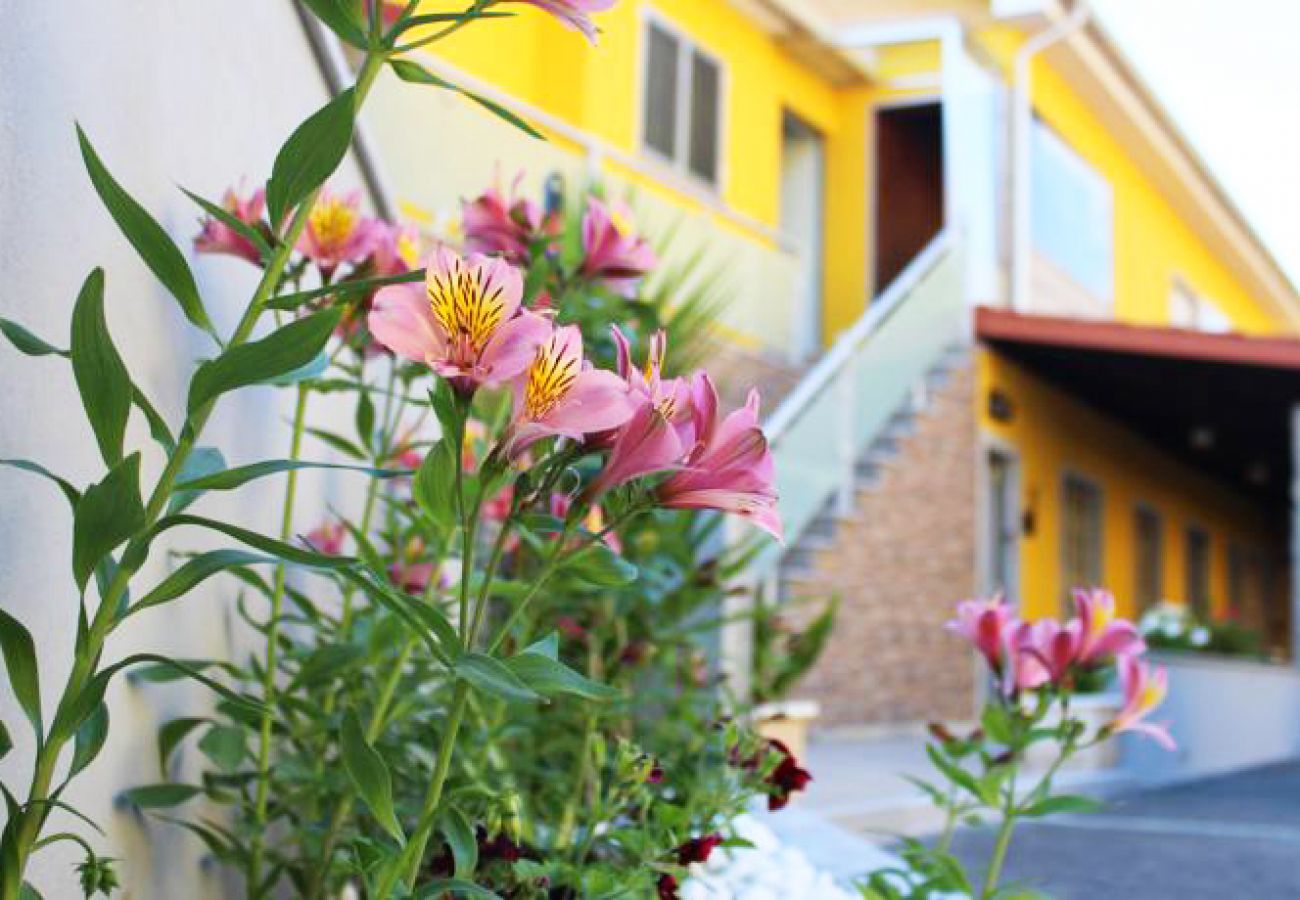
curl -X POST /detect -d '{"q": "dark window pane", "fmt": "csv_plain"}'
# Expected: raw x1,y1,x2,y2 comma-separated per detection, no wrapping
688,50,720,182
1062,476,1102,610
644,25,678,159
1134,507,1162,612
1186,528,1211,619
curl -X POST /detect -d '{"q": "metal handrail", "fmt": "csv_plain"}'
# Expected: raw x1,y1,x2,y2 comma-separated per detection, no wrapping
764,228,956,443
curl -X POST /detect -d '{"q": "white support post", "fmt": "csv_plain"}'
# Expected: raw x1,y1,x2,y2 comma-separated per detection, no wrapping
719,516,756,706
1290,405,1300,664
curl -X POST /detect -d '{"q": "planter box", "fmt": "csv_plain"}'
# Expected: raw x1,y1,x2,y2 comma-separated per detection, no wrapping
1120,652,1300,784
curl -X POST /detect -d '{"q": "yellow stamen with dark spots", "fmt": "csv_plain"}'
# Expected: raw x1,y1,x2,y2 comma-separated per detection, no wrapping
610,206,635,238
427,261,508,355
524,334,580,419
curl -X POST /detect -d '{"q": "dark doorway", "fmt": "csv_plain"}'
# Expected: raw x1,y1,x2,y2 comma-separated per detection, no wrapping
874,102,944,292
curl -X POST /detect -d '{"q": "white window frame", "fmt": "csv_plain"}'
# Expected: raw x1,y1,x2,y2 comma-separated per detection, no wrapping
637,8,727,192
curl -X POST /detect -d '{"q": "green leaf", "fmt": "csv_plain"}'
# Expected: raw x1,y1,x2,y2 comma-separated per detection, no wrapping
340,711,403,842
197,724,246,773
143,514,354,570
181,186,272,262
981,703,1015,746
305,426,368,460
299,0,368,48
77,126,213,336
156,717,208,778
1021,794,1102,818
441,807,478,879
266,268,423,311
0,318,66,357
167,446,227,514
266,349,330,387
414,879,501,899
0,458,80,508
0,722,10,760
266,88,357,228
56,654,262,744
503,644,618,702
390,60,544,139
0,608,41,736
566,543,637,587
175,459,410,493
454,653,540,703
355,388,376,453
120,783,202,808
69,269,132,466
187,307,342,413
132,385,176,452
72,453,146,591
413,439,457,527
129,549,275,617
924,743,987,805
69,702,109,778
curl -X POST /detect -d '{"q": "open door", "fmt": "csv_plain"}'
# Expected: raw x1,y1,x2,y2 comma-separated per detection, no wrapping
874,102,944,293
780,111,826,360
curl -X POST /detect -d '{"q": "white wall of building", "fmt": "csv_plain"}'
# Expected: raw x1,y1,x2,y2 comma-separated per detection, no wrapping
0,2,371,894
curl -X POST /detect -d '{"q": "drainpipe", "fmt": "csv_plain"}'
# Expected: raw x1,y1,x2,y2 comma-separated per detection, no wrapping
1009,1,1090,312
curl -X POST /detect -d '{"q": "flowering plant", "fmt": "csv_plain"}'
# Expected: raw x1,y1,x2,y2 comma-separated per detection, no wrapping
1138,602,1265,658
0,2,805,898
858,589,1173,900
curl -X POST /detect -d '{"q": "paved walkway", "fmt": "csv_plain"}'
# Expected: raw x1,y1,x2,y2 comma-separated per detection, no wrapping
946,762,1300,898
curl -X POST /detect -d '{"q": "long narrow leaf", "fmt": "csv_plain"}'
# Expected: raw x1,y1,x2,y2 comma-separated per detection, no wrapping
70,269,133,466
77,126,214,336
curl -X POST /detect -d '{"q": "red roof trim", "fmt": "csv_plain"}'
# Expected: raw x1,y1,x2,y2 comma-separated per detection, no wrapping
975,307,1300,372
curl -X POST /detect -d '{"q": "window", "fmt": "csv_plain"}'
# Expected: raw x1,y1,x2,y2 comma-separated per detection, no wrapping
1030,119,1113,301
1169,278,1232,333
1228,543,1268,628
1134,506,1163,613
1185,526,1212,619
1061,475,1103,606
641,19,723,185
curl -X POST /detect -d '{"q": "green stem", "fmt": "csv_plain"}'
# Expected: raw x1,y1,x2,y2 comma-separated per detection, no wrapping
247,382,311,895
375,680,471,896
981,770,1018,899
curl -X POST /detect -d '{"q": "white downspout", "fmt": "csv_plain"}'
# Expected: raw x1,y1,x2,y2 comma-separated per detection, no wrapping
1010,2,1090,312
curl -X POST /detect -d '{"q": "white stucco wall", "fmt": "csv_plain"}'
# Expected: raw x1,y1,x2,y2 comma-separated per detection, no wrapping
0,2,373,895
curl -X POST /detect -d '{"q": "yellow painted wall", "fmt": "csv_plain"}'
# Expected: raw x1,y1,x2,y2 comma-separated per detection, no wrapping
975,26,1280,335
979,350,1277,622
408,0,875,345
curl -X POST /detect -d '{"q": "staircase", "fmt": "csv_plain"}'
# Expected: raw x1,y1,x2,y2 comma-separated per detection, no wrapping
776,344,971,598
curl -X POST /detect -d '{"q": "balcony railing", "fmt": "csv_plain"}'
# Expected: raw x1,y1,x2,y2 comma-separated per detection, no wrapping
752,229,967,575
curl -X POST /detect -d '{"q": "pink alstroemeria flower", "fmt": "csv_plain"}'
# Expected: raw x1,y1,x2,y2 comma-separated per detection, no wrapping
946,595,1013,675
656,373,782,542
504,324,636,457
1073,588,1145,666
195,186,266,265
305,520,346,557
1013,618,1082,691
367,246,550,391
297,188,380,275
581,197,657,297
462,178,548,265
503,0,617,44
1110,655,1175,750
371,220,422,276
588,327,696,495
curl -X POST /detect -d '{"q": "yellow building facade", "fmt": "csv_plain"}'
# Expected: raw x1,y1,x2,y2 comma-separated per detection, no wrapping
380,0,1300,655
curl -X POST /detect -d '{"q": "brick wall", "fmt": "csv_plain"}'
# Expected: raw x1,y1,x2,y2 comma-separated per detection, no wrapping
785,358,980,728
